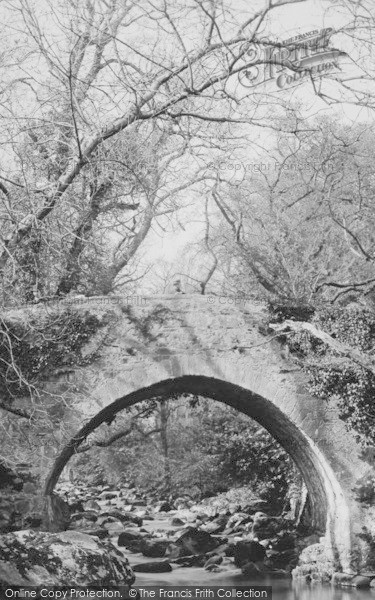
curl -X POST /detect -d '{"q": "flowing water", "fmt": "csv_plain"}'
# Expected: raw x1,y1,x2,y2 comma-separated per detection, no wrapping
133,570,375,600
124,517,375,600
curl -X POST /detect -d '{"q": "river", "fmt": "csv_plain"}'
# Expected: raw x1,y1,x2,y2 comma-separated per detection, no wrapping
128,517,375,600
134,569,375,600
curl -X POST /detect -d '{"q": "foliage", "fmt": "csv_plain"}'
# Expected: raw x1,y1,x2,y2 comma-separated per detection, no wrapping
198,405,300,508
0,310,102,403
353,473,375,505
72,398,300,510
276,305,375,447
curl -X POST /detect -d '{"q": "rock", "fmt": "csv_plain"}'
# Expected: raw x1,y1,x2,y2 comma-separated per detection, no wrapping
174,497,191,509
241,561,262,576
172,555,207,567
156,501,172,512
69,500,84,513
204,555,223,570
174,510,196,523
206,543,230,557
97,515,116,526
133,561,172,573
269,548,298,570
252,515,287,539
118,530,146,547
227,513,251,529
23,514,43,529
233,541,266,568
173,527,219,556
132,500,147,507
23,483,37,494
292,542,335,582
104,520,125,534
99,491,118,500
207,564,236,574
224,543,235,557
76,510,98,522
141,539,170,558
201,521,225,534
331,572,354,586
79,528,108,539
171,517,185,526
350,576,371,588
123,512,143,527
271,532,296,551
0,530,134,586
84,500,101,511
243,500,270,514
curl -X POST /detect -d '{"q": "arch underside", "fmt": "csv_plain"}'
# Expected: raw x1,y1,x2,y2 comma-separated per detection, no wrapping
44,375,352,570
47,377,335,520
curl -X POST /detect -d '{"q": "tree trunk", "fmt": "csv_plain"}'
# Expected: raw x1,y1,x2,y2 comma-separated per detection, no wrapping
159,400,171,494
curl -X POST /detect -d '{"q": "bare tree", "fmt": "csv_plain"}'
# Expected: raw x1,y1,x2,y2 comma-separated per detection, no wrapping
0,0,371,303
192,116,375,304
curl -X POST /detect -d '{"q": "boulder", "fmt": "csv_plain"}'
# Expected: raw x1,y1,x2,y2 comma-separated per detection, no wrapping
233,541,266,568
132,561,172,573
268,547,298,570
171,517,185,526
118,529,147,547
350,576,371,588
173,527,219,556
271,532,296,551
0,530,134,586
104,520,125,534
141,539,170,558
252,514,287,539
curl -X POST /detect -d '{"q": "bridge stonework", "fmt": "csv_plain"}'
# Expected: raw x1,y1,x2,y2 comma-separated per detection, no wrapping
8,295,374,572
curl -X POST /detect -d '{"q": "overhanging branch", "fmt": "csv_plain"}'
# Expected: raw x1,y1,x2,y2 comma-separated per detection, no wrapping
269,319,375,376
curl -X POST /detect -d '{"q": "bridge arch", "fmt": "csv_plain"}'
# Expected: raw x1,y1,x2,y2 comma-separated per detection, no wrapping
44,375,351,571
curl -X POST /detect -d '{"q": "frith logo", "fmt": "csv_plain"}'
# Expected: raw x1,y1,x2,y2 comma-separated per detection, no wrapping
238,28,344,90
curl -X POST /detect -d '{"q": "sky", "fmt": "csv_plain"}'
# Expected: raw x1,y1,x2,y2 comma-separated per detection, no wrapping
139,0,375,276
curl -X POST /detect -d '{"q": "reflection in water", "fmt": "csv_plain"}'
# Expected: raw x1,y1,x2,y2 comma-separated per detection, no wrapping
133,573,375,600
130,519,375,600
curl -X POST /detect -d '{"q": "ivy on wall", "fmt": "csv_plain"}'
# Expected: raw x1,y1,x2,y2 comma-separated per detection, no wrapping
0,310,103,404
269,304,375,448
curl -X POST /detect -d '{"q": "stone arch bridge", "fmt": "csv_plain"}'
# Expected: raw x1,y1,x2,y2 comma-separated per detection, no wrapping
6,295,373,572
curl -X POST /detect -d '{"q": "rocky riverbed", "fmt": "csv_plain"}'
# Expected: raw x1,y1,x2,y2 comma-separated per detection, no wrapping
51,480,308,582
1,465,329,589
